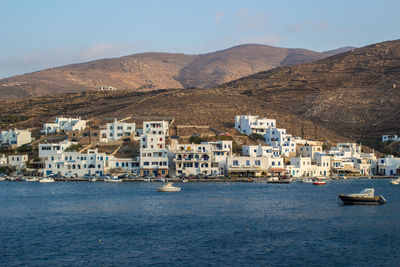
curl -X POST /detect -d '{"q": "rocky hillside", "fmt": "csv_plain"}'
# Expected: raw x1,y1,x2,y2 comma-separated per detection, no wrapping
0,44,332,100
219,39,400,139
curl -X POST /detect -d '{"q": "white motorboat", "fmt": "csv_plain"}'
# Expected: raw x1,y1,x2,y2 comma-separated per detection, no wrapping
390,178,400,185
90,178,97,182
25,178,39,182
157,182,181,192
39,178,55,183
0,177,6,181
302,177,313,183
338,188,386,205
104,178,122,182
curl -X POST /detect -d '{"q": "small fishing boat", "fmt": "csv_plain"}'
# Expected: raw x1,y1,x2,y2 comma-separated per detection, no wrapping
39,178,55,183
25,177,39,182
157,182,181,192
338,188,386,205
302,177,313,183
313,178,326,185
104,177,122,182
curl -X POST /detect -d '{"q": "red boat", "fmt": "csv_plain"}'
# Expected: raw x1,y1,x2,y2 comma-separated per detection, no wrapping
313,179,326,185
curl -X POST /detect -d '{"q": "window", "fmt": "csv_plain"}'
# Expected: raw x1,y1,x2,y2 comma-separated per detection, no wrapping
255,160,260,166
246,160,250,166
233,160,239,166
143,162,149,166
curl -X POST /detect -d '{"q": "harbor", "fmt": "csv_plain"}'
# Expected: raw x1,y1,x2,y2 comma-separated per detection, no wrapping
0,178,398,266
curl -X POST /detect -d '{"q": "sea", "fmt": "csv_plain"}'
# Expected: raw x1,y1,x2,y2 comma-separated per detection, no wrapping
0,179,399,266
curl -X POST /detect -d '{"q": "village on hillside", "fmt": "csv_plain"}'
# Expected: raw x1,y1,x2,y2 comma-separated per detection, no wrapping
1,114,399,182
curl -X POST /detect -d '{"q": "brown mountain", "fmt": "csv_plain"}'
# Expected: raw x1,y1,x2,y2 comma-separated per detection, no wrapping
0,44,330,100
219,39,400,139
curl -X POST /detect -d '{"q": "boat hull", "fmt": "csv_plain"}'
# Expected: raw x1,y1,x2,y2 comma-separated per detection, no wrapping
157,188,181,192
338,194,386,205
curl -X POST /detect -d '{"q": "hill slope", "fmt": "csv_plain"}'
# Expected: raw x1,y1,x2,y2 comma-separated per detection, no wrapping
0,44,330,100
219,39,400,138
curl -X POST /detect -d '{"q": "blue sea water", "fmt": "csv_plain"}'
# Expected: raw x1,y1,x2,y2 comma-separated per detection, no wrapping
0,179,399,266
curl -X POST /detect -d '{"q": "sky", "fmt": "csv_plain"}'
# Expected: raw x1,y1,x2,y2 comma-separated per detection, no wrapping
0,0,399,78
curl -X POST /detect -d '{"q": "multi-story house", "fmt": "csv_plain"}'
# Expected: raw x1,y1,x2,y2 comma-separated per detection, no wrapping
0,129,32,148
234,115,276,135
42,117,86,134
100,119,136,142
377,155,400,176
43,149,137,177
139,121,169,177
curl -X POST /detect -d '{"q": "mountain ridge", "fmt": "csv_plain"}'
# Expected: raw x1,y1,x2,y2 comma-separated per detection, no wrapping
0,44,350,100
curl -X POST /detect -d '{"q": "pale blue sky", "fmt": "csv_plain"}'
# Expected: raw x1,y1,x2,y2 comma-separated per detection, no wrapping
0,0,399,78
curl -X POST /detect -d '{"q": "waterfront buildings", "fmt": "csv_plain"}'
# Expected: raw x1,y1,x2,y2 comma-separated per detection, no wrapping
42,148,138,177
0,129,32,148
42,117,87,134
377,155,400,176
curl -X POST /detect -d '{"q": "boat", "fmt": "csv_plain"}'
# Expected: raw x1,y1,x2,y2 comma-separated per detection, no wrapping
158,178,166,182
181,178,188,183
313,178,326,185
104,177,122,182
302,177,314,183
25,177,39,182
390,178,400,185
157,182,181,192
0,177,6,181
39,178,55,183
338,188,386,205
267,176,294,184
90,178,97,182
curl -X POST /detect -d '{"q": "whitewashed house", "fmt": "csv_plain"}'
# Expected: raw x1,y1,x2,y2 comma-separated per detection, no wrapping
287,156,330,178
42,149,137,177
227,156,270,177
234,115,276,135
139,121,169,177
264,128,296,156
0,129,32,148
42,117,87,134
100,119,136,142
8,154,28,168
382,134,400,142
242,145,280,157
38,140,74,159
173,143,216,176
0,154,8,166
377,155,400,176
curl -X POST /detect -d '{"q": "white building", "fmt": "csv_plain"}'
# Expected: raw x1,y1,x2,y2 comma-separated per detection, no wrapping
382,134,400,142
143,121,169,136
38,140,74,159
139,121,169,177
377,155,400,176
242,145,280,157
287,155,330,178
264,128,297,156
42,117,87,134
8,154,28,168
100,119,136,142
171,140,232,176
0,154,8,166
0,129,32,148
227,156,270,177
43,149,137,177
234,115,276,135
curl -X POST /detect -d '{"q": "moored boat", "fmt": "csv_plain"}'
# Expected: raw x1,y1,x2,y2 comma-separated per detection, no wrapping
157,182,181,192
390,178,400,185
25,177,39,182
104,177,122,182
338,188,386,205
39,178,55,183
313,178,326,185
